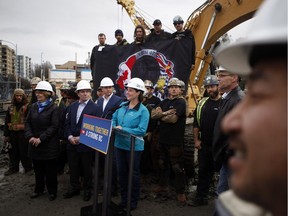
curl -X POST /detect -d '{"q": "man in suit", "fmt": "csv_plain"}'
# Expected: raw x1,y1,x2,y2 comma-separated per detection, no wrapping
212,66,245,195
64,80,101,201
96,77,123,196
96,77,123,119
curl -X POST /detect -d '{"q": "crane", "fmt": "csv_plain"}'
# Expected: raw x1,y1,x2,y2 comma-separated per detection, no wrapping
116,0,153,33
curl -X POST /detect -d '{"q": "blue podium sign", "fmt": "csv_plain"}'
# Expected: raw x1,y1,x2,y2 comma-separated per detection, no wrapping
80,114,112,154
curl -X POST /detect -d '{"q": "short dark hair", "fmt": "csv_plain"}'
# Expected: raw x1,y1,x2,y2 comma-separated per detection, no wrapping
98,33,106,38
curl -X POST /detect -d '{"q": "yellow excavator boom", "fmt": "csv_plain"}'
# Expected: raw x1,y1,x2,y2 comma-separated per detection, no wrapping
116,0,263,114
184,0,263,113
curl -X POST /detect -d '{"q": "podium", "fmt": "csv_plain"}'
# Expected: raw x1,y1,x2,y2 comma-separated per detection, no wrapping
81,128,137,216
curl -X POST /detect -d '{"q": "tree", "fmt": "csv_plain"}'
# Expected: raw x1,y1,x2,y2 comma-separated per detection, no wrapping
20,78,31,89
33,61,53,80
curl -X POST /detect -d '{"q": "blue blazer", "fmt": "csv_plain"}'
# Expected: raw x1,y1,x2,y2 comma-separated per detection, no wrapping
65,99,102,152
97,94,123,120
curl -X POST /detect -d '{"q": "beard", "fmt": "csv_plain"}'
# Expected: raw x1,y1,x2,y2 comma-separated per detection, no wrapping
208,90,219,99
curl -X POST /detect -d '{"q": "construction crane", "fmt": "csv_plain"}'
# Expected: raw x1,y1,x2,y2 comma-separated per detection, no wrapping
116,0,153,33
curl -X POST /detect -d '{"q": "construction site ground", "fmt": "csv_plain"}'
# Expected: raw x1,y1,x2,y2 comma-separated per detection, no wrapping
0,117,215,216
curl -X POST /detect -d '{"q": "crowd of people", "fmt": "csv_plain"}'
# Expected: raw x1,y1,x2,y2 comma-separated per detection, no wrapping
2,1,287,215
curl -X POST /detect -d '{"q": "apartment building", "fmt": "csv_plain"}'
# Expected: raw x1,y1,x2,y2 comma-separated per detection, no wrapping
0,42,16,77
17,55,32,78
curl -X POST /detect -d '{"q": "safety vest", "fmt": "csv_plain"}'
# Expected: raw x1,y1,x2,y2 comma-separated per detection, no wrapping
8,104,27,131
196,97,209,128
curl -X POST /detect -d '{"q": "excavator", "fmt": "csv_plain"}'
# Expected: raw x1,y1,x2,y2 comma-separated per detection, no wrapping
116,0,264,182
117,0,263,115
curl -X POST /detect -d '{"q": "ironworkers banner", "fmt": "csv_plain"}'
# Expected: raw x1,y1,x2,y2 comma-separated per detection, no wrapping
91,38,194,97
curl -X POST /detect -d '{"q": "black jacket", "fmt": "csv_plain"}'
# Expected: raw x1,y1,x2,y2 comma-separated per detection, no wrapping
25,101,60,160
96,94,123,119
146,29,172,42
212,86,245,170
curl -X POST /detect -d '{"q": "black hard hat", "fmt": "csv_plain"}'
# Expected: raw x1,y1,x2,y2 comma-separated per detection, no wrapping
115,29,123,36
153,19,162,25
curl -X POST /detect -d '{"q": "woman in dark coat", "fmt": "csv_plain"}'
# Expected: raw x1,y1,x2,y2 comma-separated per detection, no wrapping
25,81,60,201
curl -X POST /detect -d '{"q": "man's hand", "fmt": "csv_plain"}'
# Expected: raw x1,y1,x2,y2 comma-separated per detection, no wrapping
163,109,176,116
194,139,202,150
69,136,79,145
145,132,152,142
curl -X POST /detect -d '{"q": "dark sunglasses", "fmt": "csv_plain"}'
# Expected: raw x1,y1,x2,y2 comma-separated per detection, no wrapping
174,22,183,26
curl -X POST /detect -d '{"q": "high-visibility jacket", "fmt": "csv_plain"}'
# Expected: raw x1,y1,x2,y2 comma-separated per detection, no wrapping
196,97,209,128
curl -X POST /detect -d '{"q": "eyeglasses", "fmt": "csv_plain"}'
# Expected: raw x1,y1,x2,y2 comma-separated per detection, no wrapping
174,22,183,26
216,74,232,78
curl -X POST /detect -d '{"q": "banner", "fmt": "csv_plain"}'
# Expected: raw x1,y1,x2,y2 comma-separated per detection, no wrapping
91,38,195,98
80,114,112,154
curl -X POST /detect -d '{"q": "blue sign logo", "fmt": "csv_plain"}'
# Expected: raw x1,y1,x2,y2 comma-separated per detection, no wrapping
80,114,112,154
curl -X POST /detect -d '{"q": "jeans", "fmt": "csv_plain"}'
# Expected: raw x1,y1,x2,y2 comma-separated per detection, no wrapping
196,148,214,199
115,147,142,209
217,162,231,194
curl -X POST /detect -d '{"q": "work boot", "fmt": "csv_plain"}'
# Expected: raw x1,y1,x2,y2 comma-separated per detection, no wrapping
152,186,169,193
4,169,18,176
176,193,187,207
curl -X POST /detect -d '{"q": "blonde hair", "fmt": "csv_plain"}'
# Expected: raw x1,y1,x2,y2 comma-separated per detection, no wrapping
35,90,52,99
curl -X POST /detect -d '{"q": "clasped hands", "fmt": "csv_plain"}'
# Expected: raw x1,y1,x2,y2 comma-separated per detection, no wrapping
29,137,41,147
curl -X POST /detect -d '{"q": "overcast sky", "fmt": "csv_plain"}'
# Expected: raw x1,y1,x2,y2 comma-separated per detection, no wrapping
0,0,252,68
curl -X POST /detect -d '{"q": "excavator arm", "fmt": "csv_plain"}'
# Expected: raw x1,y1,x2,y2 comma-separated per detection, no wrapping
185,0,263,89
184,0,263,114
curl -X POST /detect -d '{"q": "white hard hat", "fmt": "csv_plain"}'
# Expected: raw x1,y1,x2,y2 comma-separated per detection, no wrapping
125,77,146,92
31,77,41,85
100,77,114,87
215,0,287,75
35,81,53,93
76,80,92,91
215,66,229,72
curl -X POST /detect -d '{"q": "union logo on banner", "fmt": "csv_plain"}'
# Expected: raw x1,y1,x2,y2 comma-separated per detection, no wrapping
116,49,174,90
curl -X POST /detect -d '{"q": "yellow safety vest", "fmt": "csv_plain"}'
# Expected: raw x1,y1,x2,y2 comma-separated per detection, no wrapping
196,97,209,128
